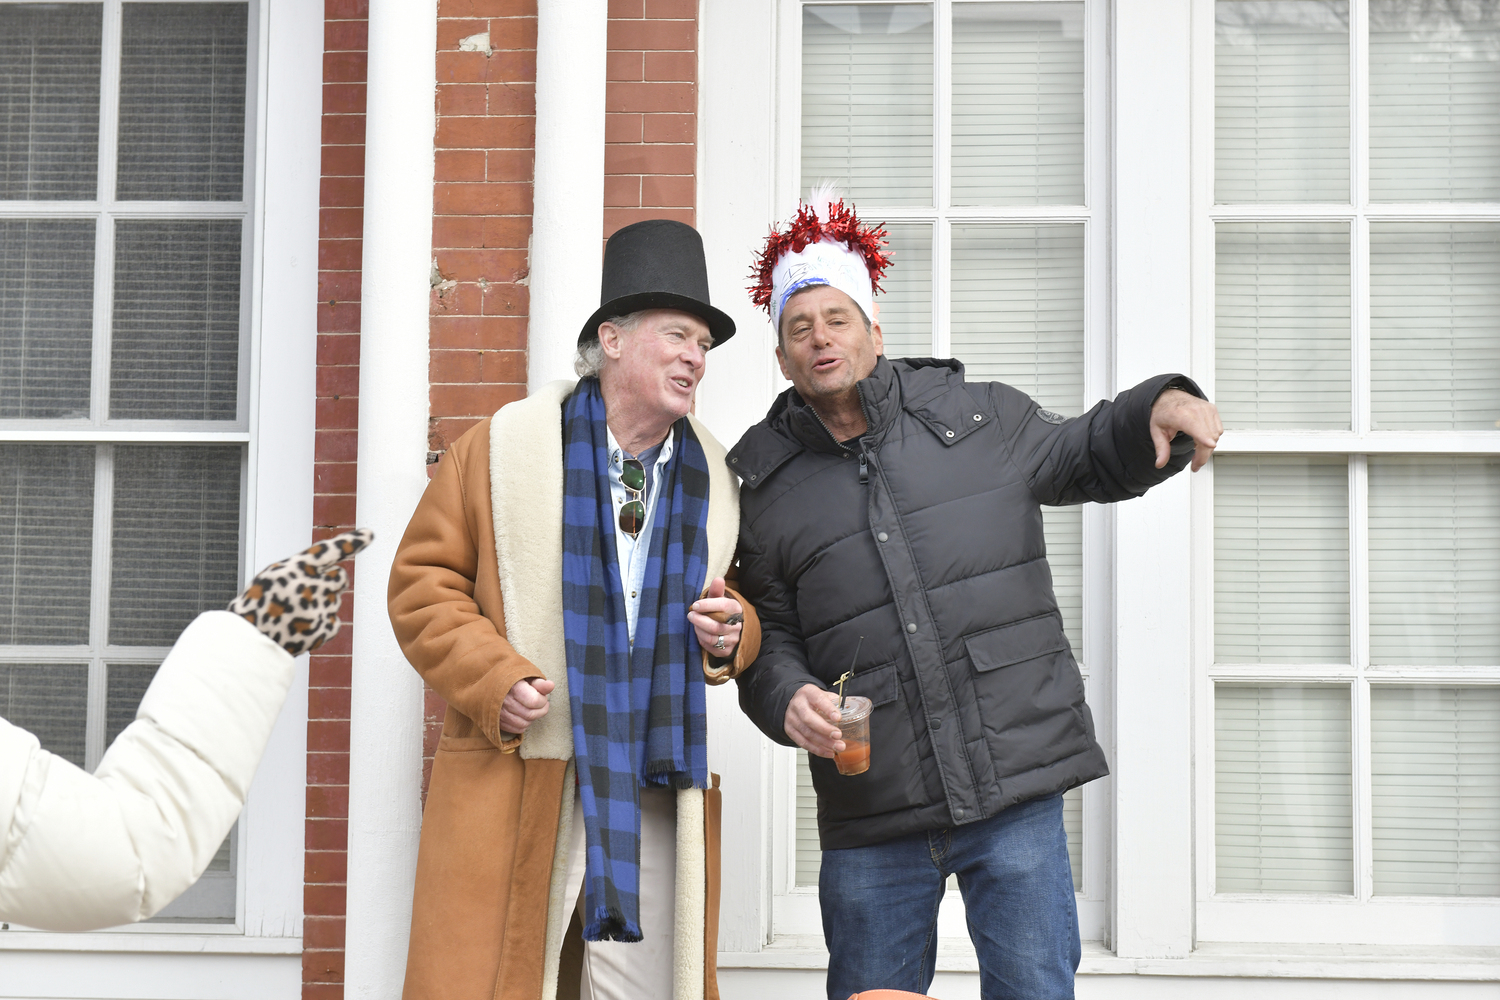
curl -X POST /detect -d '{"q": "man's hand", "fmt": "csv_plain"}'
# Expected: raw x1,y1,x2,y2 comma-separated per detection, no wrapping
498,677,555,735
1150,388,1223,472
688,576,743,658
785,684,845,758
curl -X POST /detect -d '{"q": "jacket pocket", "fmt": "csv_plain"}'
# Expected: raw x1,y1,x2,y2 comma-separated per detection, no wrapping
964,614,1091,778
965,613,1069,672
844,659,899,707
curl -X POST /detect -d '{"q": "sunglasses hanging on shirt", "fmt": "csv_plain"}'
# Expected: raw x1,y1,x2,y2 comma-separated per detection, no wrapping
619,458,646,538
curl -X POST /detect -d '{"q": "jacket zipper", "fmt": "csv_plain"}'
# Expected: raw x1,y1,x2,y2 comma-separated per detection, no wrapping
808,381,878,484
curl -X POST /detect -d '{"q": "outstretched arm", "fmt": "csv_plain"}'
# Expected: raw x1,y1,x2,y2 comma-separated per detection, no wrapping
0,532,371,931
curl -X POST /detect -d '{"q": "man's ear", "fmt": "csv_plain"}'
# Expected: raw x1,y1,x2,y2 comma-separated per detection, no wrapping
870,303,884,358
598,321,625,360
774,344,792,382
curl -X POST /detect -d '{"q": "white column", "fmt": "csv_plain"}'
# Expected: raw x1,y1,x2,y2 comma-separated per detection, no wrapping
1111,0,1197,960
344,0,436,993
528,0,609,390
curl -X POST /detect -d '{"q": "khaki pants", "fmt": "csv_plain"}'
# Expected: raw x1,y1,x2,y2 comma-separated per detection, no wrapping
563,787,677,1000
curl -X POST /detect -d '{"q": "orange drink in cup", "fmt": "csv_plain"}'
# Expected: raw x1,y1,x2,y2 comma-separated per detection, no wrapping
834,696,873,776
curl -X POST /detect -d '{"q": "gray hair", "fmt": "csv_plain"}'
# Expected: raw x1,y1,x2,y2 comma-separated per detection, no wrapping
574,311,647,378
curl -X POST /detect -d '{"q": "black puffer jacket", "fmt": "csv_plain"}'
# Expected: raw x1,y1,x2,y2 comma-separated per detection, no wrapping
729,357,1201,850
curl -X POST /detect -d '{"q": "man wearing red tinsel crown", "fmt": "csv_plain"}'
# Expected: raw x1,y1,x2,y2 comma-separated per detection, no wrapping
728,188,1222,1000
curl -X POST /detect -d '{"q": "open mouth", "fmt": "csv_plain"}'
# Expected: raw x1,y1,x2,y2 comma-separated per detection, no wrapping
670,376,693,390
813,357,841,372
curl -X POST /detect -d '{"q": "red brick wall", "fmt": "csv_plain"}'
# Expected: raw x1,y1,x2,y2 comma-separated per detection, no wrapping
605,0,698,236
306,2,367,996
420,0,541,805
429,0,536,456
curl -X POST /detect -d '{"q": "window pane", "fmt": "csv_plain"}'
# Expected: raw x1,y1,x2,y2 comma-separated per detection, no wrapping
1,662,87,767
1215,1,1350,203
116,2,248,202
1369,222,1500,432
952,2,1084,206
109,445,241,646
802,4,933,206
105,660,158,747
1215,222,1351,430
1062,785,1082,891
1369,456,1500,665
1215,456,1350,664
1369,0,1500,202
951,223,1083,416
796,748,820,886
109,219,242,421
1216,684,1353,894
0,218,96,420
1044,506,1082,656
0,4,102,200
875,222,933,359
0,444,94,645
1372,686,1500,897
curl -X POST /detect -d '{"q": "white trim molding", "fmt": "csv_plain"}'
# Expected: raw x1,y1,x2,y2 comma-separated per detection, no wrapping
344,0,438,995
528,0,609,390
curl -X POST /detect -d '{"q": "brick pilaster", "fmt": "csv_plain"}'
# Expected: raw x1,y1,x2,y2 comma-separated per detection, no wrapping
306,1,368,996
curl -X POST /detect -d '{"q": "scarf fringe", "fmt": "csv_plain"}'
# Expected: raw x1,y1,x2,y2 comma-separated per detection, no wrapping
584,907,644,944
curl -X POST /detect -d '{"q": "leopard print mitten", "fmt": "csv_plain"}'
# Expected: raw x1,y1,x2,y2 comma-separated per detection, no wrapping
228,529,374,655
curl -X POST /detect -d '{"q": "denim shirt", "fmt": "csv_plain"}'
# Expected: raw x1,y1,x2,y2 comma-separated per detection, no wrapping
605,425,674,646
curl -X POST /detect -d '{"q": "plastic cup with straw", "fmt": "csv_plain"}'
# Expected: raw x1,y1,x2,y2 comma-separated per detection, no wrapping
833,637,872,776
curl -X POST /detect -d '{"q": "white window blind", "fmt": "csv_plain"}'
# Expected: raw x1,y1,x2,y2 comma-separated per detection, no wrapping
1216,684,1353,893
0,218,97,420
1369,222,1500,432
802,4,934,205
1368,456,1500,665
1215,222,1351,430
951,2,1084,206
0,444,95,645
110,219,243,421
0,3,102,200
0,0,252,925
875,221,934,360
1215,1,1350,203
1368,0,1500,203
1,661,88,768
1214,455,1350,663
115,1,247,202
1371,685,1500,897
951,223,1084,414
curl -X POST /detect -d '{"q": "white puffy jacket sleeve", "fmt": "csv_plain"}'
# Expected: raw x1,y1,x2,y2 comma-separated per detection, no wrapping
0,611,294,930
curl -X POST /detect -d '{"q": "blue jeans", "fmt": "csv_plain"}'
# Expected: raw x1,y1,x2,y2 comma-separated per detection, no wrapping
819,794,1079,1000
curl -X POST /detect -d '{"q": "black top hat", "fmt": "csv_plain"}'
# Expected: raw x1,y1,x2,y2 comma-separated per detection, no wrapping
578,219,736,348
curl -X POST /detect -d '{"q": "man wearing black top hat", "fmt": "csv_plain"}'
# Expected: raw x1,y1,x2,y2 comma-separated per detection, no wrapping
389,220,762,1000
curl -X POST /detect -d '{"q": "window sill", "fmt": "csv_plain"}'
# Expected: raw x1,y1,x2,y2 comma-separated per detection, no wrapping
719,939,1500,981
0,928,300,955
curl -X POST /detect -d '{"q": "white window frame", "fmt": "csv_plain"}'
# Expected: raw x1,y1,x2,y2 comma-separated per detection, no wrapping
1189,0,1500,949
757,0,1115,948
0,0,319,990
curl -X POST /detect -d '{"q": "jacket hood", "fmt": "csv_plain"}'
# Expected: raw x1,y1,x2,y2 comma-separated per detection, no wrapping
728,356,967,488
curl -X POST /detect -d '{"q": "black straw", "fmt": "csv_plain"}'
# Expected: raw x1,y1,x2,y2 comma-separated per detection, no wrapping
838,636,864,709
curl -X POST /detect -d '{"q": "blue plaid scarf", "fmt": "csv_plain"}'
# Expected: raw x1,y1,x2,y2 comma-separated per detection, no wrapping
561,378,711,942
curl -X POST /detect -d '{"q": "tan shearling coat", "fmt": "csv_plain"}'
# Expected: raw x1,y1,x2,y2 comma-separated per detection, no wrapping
389,381,759,1000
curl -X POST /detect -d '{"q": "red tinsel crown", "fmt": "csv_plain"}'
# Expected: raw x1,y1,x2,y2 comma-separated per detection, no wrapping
746,198,892,314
